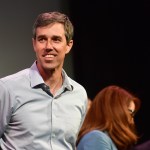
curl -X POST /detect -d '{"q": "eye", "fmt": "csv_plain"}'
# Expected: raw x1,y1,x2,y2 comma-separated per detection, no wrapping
52,36,62,42
128,109,135,117
36,35,47,43
38,37,47,43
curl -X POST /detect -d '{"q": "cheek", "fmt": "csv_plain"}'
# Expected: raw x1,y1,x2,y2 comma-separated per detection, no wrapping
57,45,68,55
58,43,71,54
128,116,134,125
34,44,44,53
130,118,134,124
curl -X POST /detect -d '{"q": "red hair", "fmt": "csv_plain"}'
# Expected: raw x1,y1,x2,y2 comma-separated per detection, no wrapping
77,85,141,150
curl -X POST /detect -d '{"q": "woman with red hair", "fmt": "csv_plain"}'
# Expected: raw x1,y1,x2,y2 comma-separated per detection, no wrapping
77,85,141,150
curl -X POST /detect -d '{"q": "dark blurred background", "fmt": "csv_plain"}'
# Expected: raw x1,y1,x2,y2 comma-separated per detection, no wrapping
0,0,149,145
69,0,150,145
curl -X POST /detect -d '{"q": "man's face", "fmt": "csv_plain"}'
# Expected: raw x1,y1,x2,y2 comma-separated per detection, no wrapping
32,23,73,72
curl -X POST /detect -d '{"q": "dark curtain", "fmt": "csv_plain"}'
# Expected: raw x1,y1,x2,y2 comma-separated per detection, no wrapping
69,0,150,144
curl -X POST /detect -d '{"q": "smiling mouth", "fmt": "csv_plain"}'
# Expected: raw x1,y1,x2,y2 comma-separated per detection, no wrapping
45,54,55,58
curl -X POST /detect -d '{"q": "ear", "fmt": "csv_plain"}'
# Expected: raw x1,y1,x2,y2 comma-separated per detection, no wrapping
32,38,36,52
66,40,73,54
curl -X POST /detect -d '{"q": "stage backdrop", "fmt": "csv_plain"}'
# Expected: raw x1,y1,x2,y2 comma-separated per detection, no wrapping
70,0,150,145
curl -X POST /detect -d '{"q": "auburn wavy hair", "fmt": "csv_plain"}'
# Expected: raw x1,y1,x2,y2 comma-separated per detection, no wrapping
77,85,141,150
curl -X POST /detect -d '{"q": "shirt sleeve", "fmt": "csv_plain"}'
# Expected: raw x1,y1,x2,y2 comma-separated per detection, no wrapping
76,95,88,139
0,80,12,137
77,131,113,150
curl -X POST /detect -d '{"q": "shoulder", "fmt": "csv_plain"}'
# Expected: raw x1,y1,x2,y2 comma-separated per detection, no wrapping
63,69,86,90
0,69,29,91
63,70,87,98
82,130,111,142
68,77,87,93
77,130,117,150
0,69,29,83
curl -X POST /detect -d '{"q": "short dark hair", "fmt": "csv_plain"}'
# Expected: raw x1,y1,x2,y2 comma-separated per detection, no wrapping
32,11,74,44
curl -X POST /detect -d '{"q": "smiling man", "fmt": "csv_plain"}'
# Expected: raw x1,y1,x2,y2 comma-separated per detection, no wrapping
0,11,88,150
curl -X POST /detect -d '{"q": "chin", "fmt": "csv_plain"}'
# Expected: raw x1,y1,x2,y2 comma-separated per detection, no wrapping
44,65,56,71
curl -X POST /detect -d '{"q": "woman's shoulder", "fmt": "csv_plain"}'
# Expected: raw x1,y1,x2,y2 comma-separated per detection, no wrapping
85,130,111,140
77,130,117,150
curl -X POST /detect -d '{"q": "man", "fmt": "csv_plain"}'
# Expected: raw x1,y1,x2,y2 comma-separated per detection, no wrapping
0,11,88,150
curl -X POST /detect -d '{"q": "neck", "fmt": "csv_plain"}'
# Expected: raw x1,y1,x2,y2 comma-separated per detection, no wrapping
48,74,63,95
37,63,63,95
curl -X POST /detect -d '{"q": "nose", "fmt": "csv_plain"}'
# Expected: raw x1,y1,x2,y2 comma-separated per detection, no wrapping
46,42,52,49
45,39,53,49
45,41,53,52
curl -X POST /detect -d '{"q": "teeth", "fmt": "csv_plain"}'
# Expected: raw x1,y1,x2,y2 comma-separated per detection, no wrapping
45,54,54,58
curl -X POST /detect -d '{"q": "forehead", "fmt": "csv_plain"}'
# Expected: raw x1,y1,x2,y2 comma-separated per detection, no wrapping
128,101,135,110
36,23,65,37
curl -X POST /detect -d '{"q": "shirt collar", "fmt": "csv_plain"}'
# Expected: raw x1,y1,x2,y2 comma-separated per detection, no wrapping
29,61,73,91
29,61,44,88
62,69,73,91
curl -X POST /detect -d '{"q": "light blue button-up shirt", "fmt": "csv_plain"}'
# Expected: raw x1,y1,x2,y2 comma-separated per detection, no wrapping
0,61,88,150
